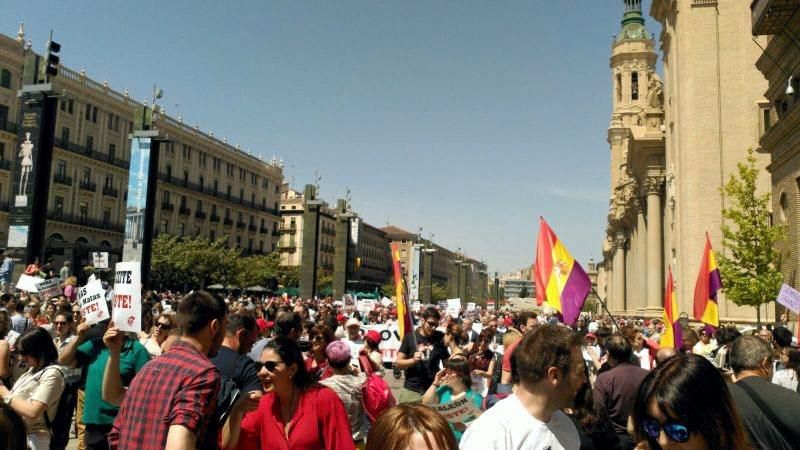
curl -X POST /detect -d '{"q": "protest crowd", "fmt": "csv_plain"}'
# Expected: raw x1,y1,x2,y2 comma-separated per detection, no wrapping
0,257,799,450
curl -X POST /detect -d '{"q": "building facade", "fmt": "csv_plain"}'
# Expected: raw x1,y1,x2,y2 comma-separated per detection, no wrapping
277,184,336,273
601,1,774,322
752,0,800,312
0,27,283,271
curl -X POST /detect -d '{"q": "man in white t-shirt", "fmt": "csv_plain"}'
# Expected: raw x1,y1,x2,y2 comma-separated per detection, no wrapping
344,317,364,366
460,324,584,450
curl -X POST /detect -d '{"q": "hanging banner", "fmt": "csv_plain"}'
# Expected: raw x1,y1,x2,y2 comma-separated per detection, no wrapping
35,278,62,299
93,252,109,269
409,245,421,301
112,261,142,332
122,137,151,263
79,279,109,325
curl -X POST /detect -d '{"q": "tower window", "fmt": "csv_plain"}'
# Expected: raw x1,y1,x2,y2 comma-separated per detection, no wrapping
616,74,622,103
631,72,639,101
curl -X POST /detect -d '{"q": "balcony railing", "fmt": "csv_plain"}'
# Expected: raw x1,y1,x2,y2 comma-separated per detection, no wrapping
0,201,9,212
161,202,174,212
102,186,119,198
751,0,800,35
223,218,234,226
47,210,125,233
277,240,296,250
259,226,269,233
236,221,246,229
210,214,220,223
157,172,279,215
195,210,206,220
248,224,257,232
53,173,73,186
56,139,129,170
179,206,191,215
79,180,97,192
0,159,10,171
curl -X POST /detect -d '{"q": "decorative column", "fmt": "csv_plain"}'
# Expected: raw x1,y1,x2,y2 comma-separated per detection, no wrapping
613,234,627,311
636,198,648,310
645,176,665,310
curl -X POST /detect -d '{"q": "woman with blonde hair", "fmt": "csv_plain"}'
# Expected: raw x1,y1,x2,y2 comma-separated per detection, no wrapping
366,403,457,450
63,276,78,302
139,313,177,357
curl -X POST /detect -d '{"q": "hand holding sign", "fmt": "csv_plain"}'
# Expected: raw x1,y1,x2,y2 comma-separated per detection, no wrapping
112,262,142,333
79,279,109,326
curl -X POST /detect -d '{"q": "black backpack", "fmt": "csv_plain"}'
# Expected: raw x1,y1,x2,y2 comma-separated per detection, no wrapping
35,366,70,450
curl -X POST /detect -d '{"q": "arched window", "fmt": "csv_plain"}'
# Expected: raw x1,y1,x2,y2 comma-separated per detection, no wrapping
631,72,639,101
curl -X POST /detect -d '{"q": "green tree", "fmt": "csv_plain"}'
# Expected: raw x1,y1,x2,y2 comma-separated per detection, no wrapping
151,235,240,291
277,266,302,288
234,253,281,288
717,149,786,324
518,285,529,298
316,273,334,292
431,283,449,302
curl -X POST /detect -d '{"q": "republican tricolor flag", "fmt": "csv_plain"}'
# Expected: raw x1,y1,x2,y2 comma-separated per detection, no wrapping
660,266,682,349
693,233,722,328
390,243,415,341
534,218,591,326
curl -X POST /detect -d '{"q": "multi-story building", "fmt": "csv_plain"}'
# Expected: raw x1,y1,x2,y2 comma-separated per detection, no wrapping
600,1,774,322
383,225,488,303
347,219,391,293
752,0,800,320
0,27,283,269
277,184,337,273
499,266,535,299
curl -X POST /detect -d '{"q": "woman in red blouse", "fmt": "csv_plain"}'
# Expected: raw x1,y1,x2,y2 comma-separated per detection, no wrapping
223,336,356,450
304,324,336,381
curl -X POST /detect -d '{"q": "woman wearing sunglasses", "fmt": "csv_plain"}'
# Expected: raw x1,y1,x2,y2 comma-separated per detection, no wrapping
222,336,356,450
422,358,483,443
632,354,750,450
304,325,336,381
139,313,177,357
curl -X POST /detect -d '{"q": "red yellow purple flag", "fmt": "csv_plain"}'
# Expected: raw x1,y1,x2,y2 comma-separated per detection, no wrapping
390,243,414,340
534,217,591,326
693,233,722,328
661,266,683,349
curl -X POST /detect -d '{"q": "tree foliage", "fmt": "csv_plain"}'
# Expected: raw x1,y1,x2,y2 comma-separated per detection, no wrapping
151,234,301,291
431,283,449,302
716,149,786,323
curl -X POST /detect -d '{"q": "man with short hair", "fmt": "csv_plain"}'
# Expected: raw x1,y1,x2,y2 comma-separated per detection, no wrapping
344,317,364,366
109,291,230,450
500,311,539,385
274,311,302,341
59,260,71,283
727,335,800,449
395,307,440,403
461,325,584,449
592,333,649,449
772,326,793,371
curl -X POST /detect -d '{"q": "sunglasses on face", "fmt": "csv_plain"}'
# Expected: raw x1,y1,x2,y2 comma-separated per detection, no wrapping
311,335,324,342
254,361,285,372
54,321,68,326
641,418,690,443
425,321,438,327
156,322,173,330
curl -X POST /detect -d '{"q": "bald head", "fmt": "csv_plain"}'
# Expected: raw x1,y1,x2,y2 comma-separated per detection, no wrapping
655,346,678,366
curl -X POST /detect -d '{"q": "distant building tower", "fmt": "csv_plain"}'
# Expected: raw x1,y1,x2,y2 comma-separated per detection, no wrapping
603,0,665,315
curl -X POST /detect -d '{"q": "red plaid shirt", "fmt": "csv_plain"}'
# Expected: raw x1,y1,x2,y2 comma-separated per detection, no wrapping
109,340,221,450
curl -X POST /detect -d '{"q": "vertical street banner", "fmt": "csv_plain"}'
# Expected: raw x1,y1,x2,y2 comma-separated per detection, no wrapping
409,245,420,301
122,137,151,263
113,261,142,332
6,93,57,266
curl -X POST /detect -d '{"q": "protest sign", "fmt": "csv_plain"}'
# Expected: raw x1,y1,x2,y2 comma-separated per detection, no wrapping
16,274,43,292
412,301,421,313
381,297,393,307
93,252,109,269
343,294,356,312
438,301,448,310
112,262,142,332
777,283,800,314
363,323,402,362
359,299,376,313
35,278,62,300
472,323,483,335
431,392,481,425
79,279,109,325
88,274,97,283
466,302,476,311
446,298,461,318
486,300,495,311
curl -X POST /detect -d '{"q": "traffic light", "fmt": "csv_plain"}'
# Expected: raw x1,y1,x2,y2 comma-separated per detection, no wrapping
44,38,60,78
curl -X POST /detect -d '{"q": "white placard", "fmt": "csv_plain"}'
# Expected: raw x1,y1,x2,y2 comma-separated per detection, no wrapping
381,297,393,307
35,278,63,299
79,279,109,325
342,294,356,312
16,274,44,292
359,299,376,313
466,302,476,311
363,323,402,363
472,323,483,335
412,301,422,313
446,298,461,318
92,252,109,269
112,262,142,332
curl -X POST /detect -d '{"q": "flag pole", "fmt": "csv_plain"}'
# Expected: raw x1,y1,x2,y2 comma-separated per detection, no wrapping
589,286,620,329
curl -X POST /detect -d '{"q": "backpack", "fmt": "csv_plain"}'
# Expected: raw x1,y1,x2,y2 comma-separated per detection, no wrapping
36,366,70,450
358,354,395,422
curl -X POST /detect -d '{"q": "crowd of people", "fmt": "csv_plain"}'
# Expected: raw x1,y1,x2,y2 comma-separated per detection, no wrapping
0,279,798,449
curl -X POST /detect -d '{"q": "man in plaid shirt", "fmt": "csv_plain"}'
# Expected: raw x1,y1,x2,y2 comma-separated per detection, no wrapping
109,291,228,449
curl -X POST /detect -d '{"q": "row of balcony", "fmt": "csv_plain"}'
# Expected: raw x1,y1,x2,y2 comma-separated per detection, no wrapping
56,139,129,170
321,226,336,236
47,210,125,233
320,244,336,254
156,172,278,216
51,174,120,198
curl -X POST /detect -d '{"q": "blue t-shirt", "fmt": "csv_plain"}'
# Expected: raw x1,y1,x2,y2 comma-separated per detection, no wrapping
435,386,483,441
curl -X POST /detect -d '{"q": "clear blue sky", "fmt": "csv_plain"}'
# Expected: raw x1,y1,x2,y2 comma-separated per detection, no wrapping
9,0,660,274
